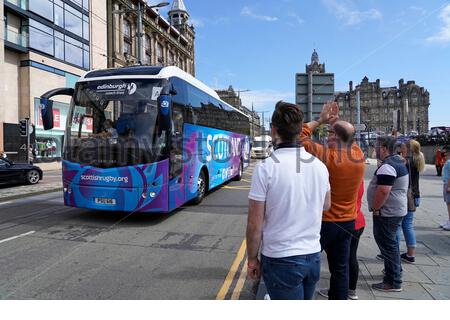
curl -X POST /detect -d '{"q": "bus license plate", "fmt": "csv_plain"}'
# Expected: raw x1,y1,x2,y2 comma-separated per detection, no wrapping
95,198,116,205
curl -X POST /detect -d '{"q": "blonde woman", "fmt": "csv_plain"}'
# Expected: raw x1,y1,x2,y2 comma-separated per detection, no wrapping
397,139,426,263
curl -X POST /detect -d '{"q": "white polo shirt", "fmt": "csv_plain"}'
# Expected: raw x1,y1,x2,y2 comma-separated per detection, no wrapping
249,147,330,258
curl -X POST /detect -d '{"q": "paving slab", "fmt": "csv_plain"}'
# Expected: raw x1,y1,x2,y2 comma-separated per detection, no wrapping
422,283,450,299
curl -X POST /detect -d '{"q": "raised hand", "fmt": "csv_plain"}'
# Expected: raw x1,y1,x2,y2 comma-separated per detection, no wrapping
319,102,339,124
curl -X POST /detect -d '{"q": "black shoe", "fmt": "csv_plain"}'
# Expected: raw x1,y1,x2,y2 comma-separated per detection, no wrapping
401,253,415,264
372,282,402,292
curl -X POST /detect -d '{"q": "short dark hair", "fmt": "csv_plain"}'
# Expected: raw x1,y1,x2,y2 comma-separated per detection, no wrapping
271,101,304,143
377,136,397,154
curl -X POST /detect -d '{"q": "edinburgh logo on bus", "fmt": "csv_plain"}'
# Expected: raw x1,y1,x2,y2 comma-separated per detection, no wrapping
96,83,137,96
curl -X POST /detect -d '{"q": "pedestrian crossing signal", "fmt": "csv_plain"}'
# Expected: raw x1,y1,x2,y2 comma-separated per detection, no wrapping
19,119,28,137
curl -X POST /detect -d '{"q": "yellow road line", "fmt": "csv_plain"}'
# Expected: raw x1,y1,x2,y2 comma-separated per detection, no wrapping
231,258,248,300
216,240,247,300
222,186,250,190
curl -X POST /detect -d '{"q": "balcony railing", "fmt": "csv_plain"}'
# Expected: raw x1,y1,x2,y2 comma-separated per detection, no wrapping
5,0,28,10
5,28,29,48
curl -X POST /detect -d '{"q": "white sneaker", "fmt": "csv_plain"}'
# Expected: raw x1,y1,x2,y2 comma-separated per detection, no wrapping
318,288,329,299
439,221,449,228
263,294,271,300
443,222,450,231
348,289,359,300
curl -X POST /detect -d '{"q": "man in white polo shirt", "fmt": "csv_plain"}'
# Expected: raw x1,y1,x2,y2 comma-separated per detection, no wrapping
246,101,331,300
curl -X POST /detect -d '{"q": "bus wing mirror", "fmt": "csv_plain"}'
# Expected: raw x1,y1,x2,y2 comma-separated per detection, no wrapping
157,94,171,133
40,88,75,131
161,84,177,96
40,98,54,130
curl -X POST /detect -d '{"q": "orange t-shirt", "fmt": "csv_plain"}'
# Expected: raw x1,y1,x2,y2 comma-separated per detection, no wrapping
301,125,366,222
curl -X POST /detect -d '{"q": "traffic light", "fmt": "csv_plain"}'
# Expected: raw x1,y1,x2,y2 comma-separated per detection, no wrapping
19,119,28,137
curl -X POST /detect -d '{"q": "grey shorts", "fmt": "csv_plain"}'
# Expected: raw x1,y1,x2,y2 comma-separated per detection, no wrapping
444,185,450,203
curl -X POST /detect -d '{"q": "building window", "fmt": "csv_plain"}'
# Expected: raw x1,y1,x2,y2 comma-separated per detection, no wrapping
123,19,131,38
157,43,164,65
65,36,83,67
25,1,90,69
144,35,152,65
28,20,54,55
65,4,83,35
168,51,174,66
29,0,54,22
123,19,132,56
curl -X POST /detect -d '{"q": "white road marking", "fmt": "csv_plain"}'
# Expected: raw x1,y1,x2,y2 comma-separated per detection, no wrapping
0,231,36,244
0,201,13,206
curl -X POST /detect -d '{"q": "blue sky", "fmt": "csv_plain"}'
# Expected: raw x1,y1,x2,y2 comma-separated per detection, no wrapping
151,0,450,129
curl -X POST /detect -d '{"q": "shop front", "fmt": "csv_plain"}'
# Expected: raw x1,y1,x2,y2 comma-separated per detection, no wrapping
33,98,69,163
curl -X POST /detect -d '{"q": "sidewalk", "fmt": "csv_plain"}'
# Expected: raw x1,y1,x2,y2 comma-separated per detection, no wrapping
0,169,62,202
257,163,450,300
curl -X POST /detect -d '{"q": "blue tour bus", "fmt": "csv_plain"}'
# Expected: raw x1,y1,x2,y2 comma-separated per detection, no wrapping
40,66,250,213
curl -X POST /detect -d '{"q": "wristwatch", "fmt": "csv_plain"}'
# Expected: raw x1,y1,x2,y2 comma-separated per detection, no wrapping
371,208,381,216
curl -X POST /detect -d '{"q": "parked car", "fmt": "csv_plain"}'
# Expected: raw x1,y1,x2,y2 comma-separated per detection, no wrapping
0,158,43,185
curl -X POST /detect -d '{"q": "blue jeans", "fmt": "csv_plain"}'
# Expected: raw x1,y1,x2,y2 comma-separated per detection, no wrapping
261,253,321,300
396,211,417,249
320,220,355,300
373,216,403,288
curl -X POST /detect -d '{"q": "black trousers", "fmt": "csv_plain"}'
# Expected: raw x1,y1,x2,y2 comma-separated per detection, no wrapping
321,220,355,300
349,227,364,291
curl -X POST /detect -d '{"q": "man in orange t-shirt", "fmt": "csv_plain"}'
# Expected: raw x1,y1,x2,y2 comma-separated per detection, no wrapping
301,102,366,300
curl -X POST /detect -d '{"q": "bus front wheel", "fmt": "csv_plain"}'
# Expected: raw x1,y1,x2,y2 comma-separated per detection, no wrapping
193,170,207,205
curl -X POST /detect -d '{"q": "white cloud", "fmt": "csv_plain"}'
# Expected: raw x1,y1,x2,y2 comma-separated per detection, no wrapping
240,6,279,22
240,90,295,111
288,13,304,25
426,4,450,44
322,0,382,26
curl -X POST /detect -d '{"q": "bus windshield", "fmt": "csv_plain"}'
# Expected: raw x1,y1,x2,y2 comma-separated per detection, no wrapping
65,79,168,168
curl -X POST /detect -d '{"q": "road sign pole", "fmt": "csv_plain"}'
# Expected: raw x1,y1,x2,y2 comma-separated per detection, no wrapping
26,118,30,164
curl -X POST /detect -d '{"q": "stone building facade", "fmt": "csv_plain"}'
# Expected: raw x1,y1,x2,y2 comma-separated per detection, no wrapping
1,0,108,164
107,0,195,75
335,77,430,134
216,86,262,138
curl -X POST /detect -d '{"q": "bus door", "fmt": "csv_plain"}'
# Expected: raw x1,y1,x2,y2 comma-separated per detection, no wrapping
169,105,186,211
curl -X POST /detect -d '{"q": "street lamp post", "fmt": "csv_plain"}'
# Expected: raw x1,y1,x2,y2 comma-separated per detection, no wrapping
236,89,251,110
113,1,170,65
